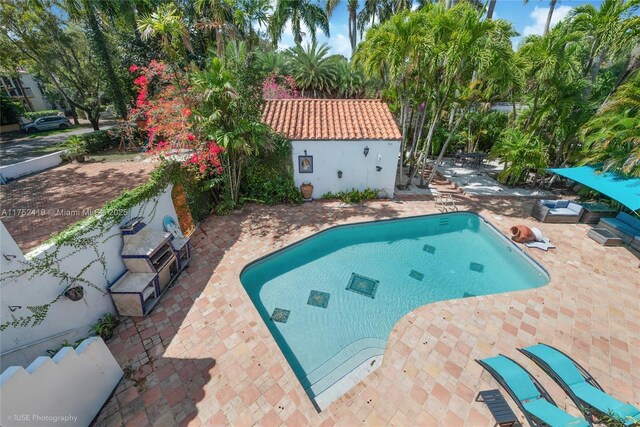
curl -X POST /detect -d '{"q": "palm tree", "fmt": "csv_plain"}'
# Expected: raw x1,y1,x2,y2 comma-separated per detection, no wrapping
235,0,272,48
490,128,549,185
270,0,330,47
195,0,235,55
486,0,497,19
580,70,640,176
285,42,339,96
326,0,359,55
335,59,365,97
357,0,411,37
570,0,640,87
138,4,193,59
255,49,289,75
517,22,583,129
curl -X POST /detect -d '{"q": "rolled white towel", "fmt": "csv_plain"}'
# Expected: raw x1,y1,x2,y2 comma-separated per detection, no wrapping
531,227,544,242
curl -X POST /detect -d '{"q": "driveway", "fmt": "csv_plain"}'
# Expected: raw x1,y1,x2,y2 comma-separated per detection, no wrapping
0,120,118,166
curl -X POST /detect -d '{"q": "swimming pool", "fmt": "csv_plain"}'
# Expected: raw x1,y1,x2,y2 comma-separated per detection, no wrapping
240,212,549,410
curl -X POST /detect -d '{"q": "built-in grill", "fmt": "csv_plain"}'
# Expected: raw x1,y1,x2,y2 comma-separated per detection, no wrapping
109,217,190,316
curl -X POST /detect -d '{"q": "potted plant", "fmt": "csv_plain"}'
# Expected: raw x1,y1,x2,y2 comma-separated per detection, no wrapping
135,113,148,129
300,182,313,200
89,313,120,340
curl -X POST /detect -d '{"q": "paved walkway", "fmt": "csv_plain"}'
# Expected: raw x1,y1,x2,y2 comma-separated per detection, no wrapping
437,163,552,198
95,192,639,426
0,120,118,165
0,161,155,253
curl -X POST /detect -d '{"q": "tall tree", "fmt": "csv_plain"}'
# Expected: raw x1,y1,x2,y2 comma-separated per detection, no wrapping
270,0,330,46
570,0,640,90
326,0,359,55
580,70,640,176
235,0,272,48
138,4,194,60
63,0,129,119
195,0,236,55
486,0,497,19
0,2,105,129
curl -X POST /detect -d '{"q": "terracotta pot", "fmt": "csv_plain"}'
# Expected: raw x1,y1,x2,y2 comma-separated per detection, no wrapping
136,118,148,129
510,225,535,243
300,183,313,200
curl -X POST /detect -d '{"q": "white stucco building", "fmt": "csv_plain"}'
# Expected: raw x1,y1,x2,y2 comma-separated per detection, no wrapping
262,99,402,199
1,69,56,113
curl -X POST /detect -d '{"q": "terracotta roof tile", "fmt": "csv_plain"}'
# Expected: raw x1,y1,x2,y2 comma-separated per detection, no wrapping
262,99,401,141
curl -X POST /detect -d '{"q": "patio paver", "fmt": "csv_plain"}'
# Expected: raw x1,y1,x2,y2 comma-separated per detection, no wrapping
1,161,155,253
95,191,640,427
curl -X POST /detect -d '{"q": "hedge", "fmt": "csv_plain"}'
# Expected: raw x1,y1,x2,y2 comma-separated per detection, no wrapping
23,110,63,121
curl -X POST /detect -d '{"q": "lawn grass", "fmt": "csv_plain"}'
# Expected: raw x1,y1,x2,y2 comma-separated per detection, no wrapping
27,125,91,139
32,145,66,154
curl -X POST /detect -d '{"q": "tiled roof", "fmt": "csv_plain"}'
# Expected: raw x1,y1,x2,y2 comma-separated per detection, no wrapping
262,99,401,141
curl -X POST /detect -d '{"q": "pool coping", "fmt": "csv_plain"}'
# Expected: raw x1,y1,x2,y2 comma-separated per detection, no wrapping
239,210,550,281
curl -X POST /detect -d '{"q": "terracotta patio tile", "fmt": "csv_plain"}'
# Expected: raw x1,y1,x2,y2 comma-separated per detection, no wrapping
94,194,639,427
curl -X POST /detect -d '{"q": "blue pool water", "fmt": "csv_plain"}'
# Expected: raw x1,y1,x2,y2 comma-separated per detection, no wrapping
240,212,549,407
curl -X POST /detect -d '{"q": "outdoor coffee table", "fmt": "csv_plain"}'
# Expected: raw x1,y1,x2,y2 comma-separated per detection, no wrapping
579,203,617,224
587,228,623,246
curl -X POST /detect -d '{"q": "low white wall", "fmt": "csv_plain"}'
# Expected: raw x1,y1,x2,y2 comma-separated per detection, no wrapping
0,336,123,427
0,152,64,183
0,186,178,367
291,140,400,198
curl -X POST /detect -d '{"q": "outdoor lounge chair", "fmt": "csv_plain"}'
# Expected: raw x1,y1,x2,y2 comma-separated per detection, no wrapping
597,212,640,245
531,200,584,223
477,355,589,427
519,344,640,426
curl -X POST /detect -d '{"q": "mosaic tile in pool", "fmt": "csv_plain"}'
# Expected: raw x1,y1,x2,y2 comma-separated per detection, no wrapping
240,212,549,410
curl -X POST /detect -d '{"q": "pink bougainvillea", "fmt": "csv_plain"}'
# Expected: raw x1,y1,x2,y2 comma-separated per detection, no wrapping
128,61,223,177
262,74,299,100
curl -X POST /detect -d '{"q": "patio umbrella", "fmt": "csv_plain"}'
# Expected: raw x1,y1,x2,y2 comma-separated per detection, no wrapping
548,165,640,211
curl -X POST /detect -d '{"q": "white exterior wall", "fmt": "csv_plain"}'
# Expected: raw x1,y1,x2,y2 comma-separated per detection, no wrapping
0,151,64,183
0,336,123,427
17,73,53,112
0,186,178,368
291,140,400,198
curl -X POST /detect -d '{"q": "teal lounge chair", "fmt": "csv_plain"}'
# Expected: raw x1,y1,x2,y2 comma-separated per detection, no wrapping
520,344,640,426
477,355,589,427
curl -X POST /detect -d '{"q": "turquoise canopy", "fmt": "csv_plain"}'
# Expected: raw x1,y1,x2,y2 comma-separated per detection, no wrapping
548,166,640,211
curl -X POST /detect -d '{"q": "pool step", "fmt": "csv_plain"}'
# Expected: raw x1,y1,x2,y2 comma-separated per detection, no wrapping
438,217,451,230
300,337,386,398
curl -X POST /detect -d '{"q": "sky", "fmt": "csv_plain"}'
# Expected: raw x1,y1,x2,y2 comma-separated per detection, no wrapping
275,0,604,57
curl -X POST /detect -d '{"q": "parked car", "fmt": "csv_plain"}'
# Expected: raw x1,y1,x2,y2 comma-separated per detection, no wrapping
23,116,72,133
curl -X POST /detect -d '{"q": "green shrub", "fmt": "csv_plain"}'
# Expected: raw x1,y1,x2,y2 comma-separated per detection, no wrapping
239,134,302,206
81,130,118,153
241,161,302,205
24,110,62,121
59,135,88,161
62,129,123,154
322,188,380,204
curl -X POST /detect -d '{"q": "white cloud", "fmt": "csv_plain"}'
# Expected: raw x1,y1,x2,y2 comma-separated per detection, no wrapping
523,5,572,36
330,33,352,57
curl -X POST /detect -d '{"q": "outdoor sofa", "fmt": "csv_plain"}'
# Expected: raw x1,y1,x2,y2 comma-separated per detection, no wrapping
597,212,640,246
531,200,584,223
